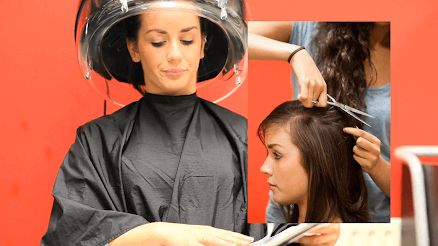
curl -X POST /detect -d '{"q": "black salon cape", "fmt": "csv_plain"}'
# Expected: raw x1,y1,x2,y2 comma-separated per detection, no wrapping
41,93,264,245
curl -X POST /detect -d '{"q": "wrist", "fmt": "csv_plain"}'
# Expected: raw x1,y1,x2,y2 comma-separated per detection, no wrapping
287,46,305,64
368,156,384,175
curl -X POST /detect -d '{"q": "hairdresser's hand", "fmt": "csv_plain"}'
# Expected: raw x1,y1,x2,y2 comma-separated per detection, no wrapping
289,49,327,108
296,223,340,246
155,222,254,246
342,127,384,173
343,127,390,196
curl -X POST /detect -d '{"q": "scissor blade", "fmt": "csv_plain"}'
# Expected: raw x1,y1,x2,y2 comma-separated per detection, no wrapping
326,101,336,107
342,108,372,127
343,105,376,118
316,98,374,127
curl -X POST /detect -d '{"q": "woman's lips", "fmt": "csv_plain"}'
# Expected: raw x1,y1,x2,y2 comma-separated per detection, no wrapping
268,182,277,190
161,68,187,79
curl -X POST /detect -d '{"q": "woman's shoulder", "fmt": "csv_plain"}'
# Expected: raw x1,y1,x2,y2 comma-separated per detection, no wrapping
199,99,248,139
290,21,318,46
200,99,247,124
292,21,318,30
77,100,141,139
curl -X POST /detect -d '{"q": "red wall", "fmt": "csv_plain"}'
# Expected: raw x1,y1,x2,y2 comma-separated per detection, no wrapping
246,0,438,222
1,0,438,245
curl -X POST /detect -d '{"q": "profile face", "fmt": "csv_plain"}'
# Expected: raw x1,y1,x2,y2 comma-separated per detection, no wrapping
127,9,206,95
260,126,309,206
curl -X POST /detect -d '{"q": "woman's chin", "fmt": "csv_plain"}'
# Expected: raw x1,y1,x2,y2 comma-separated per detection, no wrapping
272,194,292,206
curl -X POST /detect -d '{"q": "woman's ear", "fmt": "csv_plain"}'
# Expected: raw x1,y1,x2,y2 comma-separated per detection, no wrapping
200,35,207,59
127,39,141,62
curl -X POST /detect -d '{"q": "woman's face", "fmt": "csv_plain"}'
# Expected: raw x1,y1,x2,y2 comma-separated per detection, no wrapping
260,126,309,206
127,10,206,95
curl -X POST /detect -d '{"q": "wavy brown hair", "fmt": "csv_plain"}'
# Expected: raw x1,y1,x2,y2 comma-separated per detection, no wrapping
258,100,369,222
313,22,390,112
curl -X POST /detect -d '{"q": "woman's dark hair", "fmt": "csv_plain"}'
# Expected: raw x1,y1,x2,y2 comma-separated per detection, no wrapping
120,15,208,93
313,22,390,112
258,100,369,222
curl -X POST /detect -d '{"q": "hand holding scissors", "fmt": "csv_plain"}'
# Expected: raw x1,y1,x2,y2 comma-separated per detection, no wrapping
290,48,328,108
312,94,375,127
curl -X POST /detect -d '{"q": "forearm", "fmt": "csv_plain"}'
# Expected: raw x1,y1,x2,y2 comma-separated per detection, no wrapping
109,223,165,246
367,157,391,197
248,33,302,61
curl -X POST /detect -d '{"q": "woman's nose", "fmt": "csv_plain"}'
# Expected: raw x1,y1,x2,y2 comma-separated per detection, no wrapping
260,158,273,175
167,40,183,63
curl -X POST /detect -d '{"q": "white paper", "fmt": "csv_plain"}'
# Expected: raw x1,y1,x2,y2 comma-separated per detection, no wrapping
251,223,322,246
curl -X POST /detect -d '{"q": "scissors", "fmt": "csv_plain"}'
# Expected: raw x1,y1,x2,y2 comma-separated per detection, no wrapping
312,94,376,127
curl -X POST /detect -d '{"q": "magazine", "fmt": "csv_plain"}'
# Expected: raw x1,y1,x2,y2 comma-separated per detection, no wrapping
250,223,323,246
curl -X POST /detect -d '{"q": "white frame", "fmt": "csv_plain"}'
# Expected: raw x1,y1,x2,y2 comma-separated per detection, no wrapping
394,145,438,246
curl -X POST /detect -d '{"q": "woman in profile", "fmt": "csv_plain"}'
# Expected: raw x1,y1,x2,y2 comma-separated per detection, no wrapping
250,22,390,222
259,100,370,223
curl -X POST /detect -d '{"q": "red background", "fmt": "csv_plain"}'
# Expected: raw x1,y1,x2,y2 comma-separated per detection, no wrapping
0,0,438,245
246,0,438,222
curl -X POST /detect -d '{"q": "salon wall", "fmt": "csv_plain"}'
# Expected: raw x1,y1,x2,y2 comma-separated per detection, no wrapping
0,1,247,245
246,0,438,222
1,1,438,246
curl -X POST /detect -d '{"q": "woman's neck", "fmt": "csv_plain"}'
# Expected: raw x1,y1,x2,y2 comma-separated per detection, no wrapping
331,216,343,223
370,24,390,48
297,199,308,223
366,24,390,86
297,201,343,223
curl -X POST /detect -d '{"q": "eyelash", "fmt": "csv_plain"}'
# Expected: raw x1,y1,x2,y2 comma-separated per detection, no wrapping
273,152,282,160
150,40,194,47
151,41,165,47
181,40,193,45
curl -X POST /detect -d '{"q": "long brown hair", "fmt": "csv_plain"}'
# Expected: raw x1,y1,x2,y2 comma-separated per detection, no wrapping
313,22,390,112
258,100,369,222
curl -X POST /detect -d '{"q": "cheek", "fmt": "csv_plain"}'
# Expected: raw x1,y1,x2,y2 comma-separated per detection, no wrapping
138,47,162,69
296,166,308,191
185,43,204,64
277,158,308,192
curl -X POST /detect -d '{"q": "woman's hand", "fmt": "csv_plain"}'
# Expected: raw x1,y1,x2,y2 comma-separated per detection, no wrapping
343,127,383,173
248,22,327,108
343,127,391,196
289,49,327,108
296,223,340,246
156,222,254,246
109,222,254,246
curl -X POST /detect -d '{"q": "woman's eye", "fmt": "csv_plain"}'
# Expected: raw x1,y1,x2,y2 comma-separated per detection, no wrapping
181,40,194,45
151,41,165,47
273,152,282,160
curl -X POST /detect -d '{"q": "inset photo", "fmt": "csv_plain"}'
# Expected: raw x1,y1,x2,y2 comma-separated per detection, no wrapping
248,21,390,223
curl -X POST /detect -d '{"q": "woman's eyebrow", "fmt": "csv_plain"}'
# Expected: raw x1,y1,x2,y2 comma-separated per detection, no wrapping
181,26,198,32
144,26,198,34
267,143,281,149
145,29,167,34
